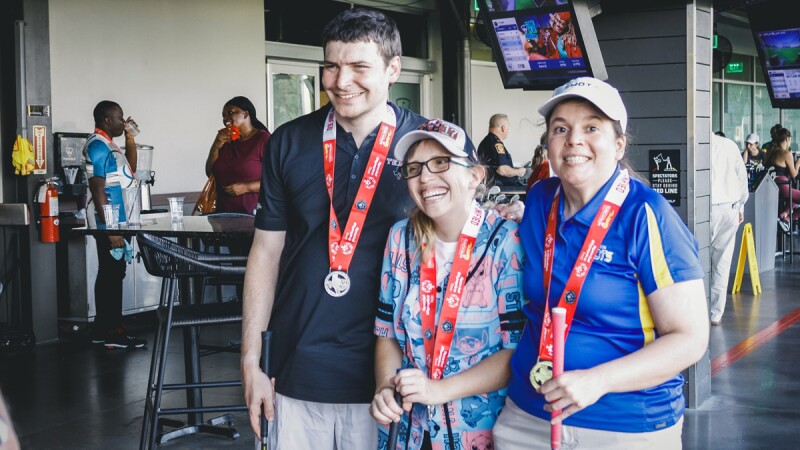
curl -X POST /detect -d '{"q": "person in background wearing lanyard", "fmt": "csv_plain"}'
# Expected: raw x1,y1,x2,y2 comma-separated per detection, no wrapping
82,101,147,350
370,119,525,450
493,78,708,449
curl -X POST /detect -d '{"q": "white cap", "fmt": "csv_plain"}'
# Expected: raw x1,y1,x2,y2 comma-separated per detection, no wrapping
538,77,628,132
745,133,760,144
394,119,478,163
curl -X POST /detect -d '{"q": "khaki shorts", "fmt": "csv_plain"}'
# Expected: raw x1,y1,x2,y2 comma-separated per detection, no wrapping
493,398,683,450
261,393,377,450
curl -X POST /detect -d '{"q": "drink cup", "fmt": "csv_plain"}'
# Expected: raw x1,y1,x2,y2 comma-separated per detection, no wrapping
102,204,117,229
226,124,241,141
168,197,184,222
124,119,140,137
112,204,121,227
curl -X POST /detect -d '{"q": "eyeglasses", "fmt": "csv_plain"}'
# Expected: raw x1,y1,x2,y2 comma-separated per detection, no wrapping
400,156,473,179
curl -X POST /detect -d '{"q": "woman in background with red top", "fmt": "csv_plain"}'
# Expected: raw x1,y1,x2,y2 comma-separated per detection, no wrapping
205,96,270,215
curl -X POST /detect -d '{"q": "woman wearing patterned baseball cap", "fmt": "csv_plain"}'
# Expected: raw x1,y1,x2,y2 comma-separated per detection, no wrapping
371,119,525,450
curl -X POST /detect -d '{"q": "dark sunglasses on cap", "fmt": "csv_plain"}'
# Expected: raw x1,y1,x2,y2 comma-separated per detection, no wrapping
401,156,474,179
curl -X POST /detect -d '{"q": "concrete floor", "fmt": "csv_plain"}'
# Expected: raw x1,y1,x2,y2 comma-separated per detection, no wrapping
2,252,800,449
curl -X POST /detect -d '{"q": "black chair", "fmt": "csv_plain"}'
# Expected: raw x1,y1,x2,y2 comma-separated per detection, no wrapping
136,233,248,449
200,212,253,304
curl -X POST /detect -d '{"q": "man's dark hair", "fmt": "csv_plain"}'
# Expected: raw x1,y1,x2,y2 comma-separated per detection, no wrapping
93,100,121,127
321,8,402,65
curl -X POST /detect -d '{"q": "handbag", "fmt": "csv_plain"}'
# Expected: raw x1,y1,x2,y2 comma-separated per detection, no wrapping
192,175,217,215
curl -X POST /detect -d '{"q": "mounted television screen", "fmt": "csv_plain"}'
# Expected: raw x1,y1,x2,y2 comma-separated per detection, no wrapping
748,0,800,109
753,27,800,108
477,0,606,90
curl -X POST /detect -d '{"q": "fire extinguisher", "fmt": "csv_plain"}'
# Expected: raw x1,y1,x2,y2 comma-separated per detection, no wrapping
38,177,60,243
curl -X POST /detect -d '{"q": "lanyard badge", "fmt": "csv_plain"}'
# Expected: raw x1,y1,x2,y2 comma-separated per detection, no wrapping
530,170,630,389
322,106,397,297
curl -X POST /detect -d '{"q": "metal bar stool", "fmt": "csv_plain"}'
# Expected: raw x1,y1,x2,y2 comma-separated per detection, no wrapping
774,176,795,262
136,232,247,449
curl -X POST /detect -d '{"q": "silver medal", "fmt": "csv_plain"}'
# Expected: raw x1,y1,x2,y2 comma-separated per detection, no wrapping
324,270,351,297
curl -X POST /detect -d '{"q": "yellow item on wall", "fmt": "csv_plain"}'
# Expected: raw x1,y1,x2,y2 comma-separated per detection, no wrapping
11,135,36,176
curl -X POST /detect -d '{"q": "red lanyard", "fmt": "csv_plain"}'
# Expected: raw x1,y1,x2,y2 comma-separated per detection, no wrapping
323,107,396,272
419,203,485,380
537,170,630,362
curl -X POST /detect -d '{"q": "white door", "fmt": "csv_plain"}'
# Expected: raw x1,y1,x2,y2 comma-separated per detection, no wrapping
266,61,320,131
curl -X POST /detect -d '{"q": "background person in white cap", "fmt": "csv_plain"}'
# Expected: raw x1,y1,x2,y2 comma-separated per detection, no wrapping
370,119,525,450
494,77,708,449
742,132,765,191
710,133,749,326
743,132,762,165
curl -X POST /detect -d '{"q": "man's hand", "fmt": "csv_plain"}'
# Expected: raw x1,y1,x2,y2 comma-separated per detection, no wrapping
109,235,126,249
243,363,276,438
370,386,404,425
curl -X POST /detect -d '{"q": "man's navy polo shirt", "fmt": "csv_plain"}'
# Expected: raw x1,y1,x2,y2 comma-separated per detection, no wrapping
255,103,426,404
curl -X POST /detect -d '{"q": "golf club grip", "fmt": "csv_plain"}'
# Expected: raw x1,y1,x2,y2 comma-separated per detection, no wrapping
386,390,403,450
261,331,272,449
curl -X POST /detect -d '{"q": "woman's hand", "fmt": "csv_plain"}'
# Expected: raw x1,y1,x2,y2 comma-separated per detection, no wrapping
495,199,524,223
213,128,232,149
222,183,249,196
370,386,404,425
540,368,608,424
393,368,446,409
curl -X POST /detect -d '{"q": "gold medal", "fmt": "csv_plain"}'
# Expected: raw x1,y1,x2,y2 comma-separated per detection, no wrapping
529,359,553,390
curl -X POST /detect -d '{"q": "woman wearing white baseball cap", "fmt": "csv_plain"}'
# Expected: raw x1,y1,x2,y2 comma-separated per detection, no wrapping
370,119,525,450
494,78,709,448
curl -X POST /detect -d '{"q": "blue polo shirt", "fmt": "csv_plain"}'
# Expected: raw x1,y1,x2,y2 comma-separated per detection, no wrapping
509,167,704,432
255,103,427,403
83,134,135,225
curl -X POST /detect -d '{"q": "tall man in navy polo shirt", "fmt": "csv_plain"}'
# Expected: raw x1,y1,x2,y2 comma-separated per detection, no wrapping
240,9,427,449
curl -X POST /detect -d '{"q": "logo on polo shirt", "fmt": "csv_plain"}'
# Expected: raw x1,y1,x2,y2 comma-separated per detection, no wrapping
595,245,613,263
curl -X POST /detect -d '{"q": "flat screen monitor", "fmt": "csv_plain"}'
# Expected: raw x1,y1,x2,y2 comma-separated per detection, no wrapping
477,0,606,90
748,0,800,109
753,27,800,108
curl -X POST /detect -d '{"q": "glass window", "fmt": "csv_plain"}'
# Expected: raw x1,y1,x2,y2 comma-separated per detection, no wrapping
724,54,753,82
712,82,722,134
723,83,752,147
272,73,316,130
754,85,779,148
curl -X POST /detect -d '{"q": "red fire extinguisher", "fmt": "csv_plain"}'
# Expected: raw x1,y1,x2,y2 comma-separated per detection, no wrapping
39,178,60,243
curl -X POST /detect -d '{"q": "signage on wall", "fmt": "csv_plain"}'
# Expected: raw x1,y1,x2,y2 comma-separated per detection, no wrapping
649,149,680,206
726,61,744,73
32,125,47,175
